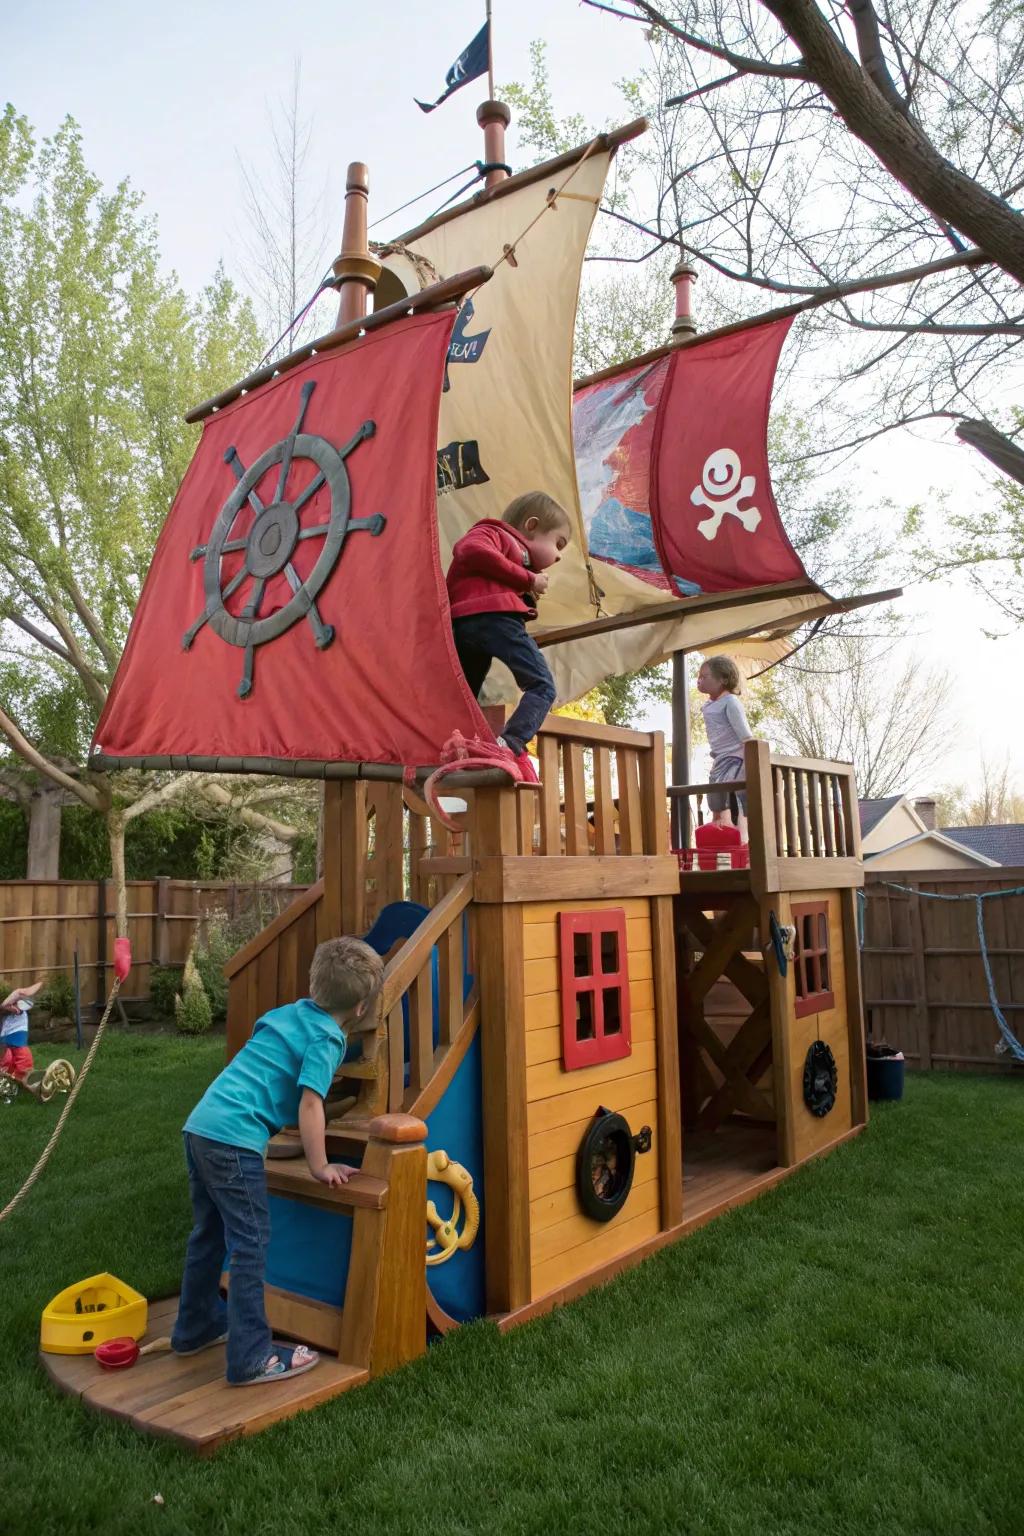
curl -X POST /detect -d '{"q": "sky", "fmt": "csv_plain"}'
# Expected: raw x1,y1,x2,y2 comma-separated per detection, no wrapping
6,0,1022,802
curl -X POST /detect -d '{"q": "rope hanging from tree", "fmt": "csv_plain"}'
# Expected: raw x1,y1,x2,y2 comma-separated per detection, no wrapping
0,941,131,1225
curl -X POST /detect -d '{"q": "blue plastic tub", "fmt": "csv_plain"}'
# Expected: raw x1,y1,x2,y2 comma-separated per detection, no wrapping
867,1054,905,1102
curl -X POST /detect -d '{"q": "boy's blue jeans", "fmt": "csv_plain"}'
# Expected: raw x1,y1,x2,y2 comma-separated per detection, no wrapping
452,612,556,754
171,1131,273,1384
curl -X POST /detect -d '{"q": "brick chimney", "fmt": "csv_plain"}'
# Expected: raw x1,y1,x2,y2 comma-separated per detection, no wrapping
914,798,937,831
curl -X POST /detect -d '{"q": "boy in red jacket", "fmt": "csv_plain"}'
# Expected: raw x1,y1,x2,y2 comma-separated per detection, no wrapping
447,491,571,761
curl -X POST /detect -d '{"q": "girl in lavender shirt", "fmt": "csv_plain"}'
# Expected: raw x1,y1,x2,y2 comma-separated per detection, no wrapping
697,655,754,831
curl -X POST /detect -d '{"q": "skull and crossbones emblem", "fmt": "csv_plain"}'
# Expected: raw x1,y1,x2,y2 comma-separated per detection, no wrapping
690,448,761,541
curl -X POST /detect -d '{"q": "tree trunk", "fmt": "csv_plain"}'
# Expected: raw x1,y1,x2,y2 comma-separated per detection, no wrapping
108,809,128,937
26,783,63,879
761,0,1024,286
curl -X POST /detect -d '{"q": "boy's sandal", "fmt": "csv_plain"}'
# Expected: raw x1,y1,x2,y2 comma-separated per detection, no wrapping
173,1331,228,1357
230,1343,319,1386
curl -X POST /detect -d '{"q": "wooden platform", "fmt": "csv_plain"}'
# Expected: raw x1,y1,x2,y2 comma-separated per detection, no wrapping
683,1122,779,1221
41,1296,367,1455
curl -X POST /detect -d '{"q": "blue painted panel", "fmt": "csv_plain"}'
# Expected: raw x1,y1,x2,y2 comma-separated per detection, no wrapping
425,1033,486,1323
261,903,482,1317
265,1195,354,1307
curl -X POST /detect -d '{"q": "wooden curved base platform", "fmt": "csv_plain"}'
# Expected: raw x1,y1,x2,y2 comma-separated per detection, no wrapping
41,1297,367,1455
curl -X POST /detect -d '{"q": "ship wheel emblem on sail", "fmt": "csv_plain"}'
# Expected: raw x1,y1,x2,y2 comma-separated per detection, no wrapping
183,379,385,698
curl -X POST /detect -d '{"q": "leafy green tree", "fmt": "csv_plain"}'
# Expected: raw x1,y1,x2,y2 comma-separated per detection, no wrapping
0,106,301,923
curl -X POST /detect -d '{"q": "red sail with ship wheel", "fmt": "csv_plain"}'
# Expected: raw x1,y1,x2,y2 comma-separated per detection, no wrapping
93,308,489,771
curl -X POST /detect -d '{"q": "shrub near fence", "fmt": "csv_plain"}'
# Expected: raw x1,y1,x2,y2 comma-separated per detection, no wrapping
862,868,1024,1072
0,880,309,1014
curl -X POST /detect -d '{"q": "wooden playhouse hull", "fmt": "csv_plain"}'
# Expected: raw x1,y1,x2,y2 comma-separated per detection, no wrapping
44,727,868,1452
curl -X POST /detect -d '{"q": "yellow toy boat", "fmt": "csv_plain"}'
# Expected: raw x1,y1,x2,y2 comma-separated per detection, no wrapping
40,1273,147,1355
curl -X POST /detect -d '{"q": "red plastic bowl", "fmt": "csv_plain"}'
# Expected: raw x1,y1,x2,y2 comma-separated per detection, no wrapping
95,1336,140,1369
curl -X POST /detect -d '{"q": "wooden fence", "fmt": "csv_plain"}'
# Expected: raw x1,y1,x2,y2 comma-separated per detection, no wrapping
862,868,1024,1072
0,879,309,1011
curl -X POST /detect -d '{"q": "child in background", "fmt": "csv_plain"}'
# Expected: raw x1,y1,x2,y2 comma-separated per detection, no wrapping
1,981,42,1079
697,655,755,832
446,491,571,771
171,936,383,1386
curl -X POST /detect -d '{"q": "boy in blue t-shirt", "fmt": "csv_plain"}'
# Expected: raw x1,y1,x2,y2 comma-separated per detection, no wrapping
171,935,384,1386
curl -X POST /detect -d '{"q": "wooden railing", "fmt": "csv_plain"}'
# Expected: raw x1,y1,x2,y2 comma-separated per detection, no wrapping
376,871,475,1114
668,740,862,890
226,780,461,1057
518,716,668,858
768,753,859,860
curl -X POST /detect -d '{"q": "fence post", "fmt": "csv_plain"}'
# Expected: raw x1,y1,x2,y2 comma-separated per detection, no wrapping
153,877,170,967
95,877,107,1010
907,885,932,1070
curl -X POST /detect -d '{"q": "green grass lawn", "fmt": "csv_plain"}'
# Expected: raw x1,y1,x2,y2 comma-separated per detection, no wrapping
1,1035,1021,1536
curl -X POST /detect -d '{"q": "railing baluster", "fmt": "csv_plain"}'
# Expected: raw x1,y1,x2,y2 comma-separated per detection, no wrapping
819,773,835,856
437,919,463,1046
796,769,812,857
616,748,644,854
593,746,615,853
831,775,847,855
783,768,797,856
773,767,787,855
563,741,589,855
408,964,434,1102
808,771,824,856
516,786,537,856
387,1002,404,1113
538,734,561,855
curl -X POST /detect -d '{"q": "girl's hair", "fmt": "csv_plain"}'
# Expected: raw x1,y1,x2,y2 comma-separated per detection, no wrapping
309,936,383,1018
503,491,572,538
704,654,742,693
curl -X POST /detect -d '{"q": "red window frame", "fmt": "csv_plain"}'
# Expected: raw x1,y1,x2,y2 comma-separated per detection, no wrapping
792,900,835,1018
559,908,632,1070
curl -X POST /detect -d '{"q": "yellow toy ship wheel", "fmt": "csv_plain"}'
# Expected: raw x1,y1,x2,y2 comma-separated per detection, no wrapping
425,1149,480,1267
39,1060,77,1102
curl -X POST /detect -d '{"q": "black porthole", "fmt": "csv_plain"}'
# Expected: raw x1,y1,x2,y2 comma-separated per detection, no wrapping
803,1040,838,1117
575,1106,652,1223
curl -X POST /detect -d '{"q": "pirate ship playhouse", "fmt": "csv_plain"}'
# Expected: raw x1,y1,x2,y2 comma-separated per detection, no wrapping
54,108,883,1452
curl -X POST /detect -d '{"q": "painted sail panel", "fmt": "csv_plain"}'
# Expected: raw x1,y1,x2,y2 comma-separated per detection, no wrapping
651,316,804,592
573,355,678,594
391,152,670,630
92,310,489,768
573,316,805,599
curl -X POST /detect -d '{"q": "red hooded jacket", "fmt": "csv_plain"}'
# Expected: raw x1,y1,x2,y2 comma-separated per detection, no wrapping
446,519,538,620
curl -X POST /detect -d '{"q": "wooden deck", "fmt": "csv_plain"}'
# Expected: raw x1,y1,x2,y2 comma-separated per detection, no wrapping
41,1296,367,1455
682,1122,779,1221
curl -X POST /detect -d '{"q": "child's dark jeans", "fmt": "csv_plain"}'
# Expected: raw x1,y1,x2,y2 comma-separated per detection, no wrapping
171,1131,273,1384
452,612,556,754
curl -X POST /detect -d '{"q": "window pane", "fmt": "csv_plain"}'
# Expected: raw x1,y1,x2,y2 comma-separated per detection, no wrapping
802,913,815,952
600,929,619,974
795,960,806,999
576,991,595,1040
573,931,592,977
817,910,829,952
603,988,622,1035
819,948,830,993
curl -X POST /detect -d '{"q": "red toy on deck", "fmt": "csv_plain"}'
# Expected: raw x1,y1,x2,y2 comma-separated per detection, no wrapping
675,821,750,872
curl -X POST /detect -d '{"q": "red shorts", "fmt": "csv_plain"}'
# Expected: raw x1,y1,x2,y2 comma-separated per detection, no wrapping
1,1044,33,1079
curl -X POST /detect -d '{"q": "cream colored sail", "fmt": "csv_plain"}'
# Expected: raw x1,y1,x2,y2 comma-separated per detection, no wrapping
379,143,825,703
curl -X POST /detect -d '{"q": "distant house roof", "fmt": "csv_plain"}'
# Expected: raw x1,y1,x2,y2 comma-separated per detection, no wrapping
942,825,1024,867
859,796,903,838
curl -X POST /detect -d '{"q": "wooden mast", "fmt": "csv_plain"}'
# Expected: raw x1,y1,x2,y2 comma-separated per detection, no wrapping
334,162,383,325
669,260,699,845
